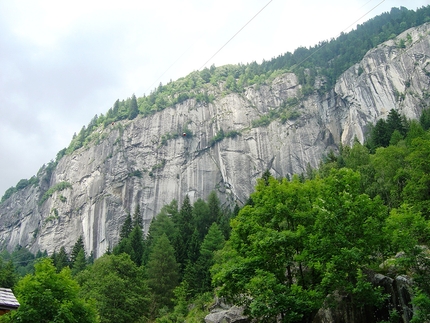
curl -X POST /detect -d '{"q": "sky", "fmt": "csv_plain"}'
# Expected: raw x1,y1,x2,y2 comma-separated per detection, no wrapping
0,0,428,196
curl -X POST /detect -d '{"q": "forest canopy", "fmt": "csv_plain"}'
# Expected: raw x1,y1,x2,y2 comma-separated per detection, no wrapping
2,107,430,322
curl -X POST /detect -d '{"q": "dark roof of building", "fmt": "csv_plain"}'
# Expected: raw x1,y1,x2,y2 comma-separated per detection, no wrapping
0,288,20,310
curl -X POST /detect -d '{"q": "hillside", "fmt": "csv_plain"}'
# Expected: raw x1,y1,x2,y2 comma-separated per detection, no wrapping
1,11,430,258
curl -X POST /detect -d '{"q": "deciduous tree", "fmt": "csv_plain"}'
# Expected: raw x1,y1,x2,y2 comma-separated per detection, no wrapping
78,253,149,323
4,258,97,323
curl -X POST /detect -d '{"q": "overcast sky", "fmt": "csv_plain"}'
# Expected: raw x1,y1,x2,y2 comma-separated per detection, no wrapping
0,0,428,196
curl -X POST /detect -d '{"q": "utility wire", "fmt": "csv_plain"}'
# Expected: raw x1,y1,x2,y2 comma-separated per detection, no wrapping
198,0,274,71
145,0,383,95
143,0,274,95
143,41,198,95
294,0,386,69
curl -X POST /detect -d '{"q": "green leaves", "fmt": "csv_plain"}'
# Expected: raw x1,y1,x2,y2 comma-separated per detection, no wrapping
10,258,98,323
78,253,149,323
213,168,395,321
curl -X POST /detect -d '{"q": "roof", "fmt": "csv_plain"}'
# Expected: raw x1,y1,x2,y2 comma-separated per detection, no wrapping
0,288,20,310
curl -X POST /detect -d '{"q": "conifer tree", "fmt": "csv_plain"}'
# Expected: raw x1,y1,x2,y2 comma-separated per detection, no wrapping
207,191,221,225
128,94,139,120
71,249,87,276
185,223,225,296
132,204,142,228
192,198,210,241
143,207,178,265
146,234,180,312
174,195,194,272
55,246,70,272
70,236,86,266
120,213,132,239
129,225,144,266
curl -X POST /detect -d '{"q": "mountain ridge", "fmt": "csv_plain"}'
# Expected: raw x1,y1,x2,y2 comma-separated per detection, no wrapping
1,19,430,257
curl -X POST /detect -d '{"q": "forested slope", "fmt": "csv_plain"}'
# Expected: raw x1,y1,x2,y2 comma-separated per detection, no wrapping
1,7,430,259
2,107,430,323
1,6,430,323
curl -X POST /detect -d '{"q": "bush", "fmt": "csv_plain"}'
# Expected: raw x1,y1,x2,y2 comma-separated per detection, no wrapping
39,182,72,205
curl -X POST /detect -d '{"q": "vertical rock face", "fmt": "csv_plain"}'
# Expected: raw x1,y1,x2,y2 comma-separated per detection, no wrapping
1,24,430,257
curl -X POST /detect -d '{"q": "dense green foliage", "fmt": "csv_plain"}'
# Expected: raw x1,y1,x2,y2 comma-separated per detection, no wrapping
2,6,430,322
2,106,430,322
0,259,98,323
77,253,149,323
212,126,430,322
0,258,16,288
0,245,47,277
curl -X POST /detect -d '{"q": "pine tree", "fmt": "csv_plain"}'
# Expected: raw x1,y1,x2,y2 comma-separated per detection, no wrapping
120,213,133,239
174,195,194,272
132,204,142,228
54,246,70,272
128,94,139,120
146,234,180,312
129,225,144,266
186,223,225,295
207,191,221,225
70,236,86,266
143,209,178,265
187,229,201,264
71,249,87,276
192,198,210,241
387,108,406,137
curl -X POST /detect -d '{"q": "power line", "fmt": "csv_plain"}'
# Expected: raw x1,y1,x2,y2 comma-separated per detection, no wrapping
198,0,274,71
294,0,386,69
144,0,384,95
143,41,198,95
143,0,274,95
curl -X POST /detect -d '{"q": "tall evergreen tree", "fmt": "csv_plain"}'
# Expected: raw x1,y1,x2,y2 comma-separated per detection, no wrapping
71,249,87,276
120,213,133,239
208,191,221,225
132,204,142,228
129,225,144,266
387,108,407,137
70,236,86,266
146,234,180,313
192,198,210,241
128,94,139,120
185,223,225,296
143,208,178,265
174,195,194,272
55,246,70,272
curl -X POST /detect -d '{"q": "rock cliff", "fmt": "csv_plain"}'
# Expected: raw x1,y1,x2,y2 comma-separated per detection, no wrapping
1,24,430,257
